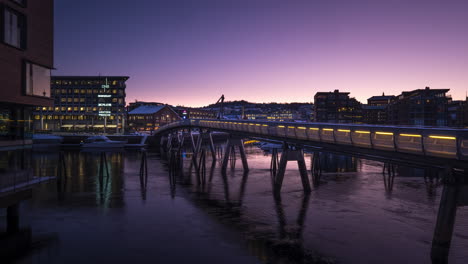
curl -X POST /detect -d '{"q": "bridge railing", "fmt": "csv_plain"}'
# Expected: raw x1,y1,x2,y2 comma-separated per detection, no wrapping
158,119,468,160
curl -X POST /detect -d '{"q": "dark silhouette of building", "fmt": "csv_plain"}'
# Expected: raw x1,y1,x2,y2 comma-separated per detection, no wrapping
387,87,449,126
32,76,128,133
362,93,395,124
448,99,468,127
128,105,181,131
314,90,362,123
0,0,54,146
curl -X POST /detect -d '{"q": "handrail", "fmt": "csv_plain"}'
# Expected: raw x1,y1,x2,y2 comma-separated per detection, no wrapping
156,119,468,161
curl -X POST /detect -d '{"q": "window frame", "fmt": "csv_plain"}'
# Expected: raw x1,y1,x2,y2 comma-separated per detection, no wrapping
1,5,27,50
22,60,53,98
9,0,27,8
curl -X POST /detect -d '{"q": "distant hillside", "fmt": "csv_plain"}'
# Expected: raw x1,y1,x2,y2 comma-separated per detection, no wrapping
204,100,312,109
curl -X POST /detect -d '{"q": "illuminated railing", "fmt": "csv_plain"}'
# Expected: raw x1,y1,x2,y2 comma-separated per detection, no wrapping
157,119,468,160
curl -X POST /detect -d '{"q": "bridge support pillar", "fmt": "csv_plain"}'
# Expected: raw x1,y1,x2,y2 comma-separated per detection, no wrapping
431,167,462,264
7,203,20,234
222,136,248,172
208,132,216,161
274,144,311,193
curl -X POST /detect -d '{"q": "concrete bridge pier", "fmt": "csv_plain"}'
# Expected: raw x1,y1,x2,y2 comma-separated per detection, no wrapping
430,167,465,264
274,143,311,193
221,136,249,172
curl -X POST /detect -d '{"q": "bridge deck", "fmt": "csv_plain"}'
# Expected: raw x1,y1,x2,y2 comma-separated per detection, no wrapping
156,119,468,169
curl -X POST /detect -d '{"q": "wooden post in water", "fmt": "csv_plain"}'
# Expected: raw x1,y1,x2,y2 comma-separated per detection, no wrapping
431,166,460,264
209,132,216,161
6,203,19,234
274,143,311,193
221,136,249,172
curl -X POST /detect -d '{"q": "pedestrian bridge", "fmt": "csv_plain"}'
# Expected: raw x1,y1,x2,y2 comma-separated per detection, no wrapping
155,119,468,264
157,119,468,164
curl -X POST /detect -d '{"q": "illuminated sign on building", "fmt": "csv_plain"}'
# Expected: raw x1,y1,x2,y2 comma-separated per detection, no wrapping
98,103,112,106
99,110,111,117
98,95,111,98
101,78,110,89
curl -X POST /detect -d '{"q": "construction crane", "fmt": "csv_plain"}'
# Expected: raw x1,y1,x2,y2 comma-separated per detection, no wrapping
215,94,225,119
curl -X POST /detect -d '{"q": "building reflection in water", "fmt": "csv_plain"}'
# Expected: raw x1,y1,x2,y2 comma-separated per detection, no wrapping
32,150,126,208
164,148,332,264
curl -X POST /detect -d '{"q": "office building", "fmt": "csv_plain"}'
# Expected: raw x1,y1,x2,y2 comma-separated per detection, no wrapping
32,76,128,133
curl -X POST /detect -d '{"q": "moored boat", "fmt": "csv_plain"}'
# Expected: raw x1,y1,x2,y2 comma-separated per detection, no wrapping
81,136,126,148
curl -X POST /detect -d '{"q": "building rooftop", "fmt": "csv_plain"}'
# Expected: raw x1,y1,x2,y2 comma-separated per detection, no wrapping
128,105,166,115
52,76,130,80
368,95,395,101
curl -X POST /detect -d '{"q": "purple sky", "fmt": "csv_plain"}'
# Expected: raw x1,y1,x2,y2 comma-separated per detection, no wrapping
54,0,468,107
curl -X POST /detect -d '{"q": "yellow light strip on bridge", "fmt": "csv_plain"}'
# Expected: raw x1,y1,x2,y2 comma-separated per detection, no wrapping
297,127,307,130
256,124,261,126
429,135,456,140
278,125,285,128
249,123,255,125
322,128,334,131
262,124,268,127
309,127,319,130
288,126,295,129
355,130,371,134
337,129,351,132
400,133,421,138
375,132,393,136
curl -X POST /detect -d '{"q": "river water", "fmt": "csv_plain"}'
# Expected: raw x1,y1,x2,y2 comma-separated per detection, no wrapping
3,145,468,263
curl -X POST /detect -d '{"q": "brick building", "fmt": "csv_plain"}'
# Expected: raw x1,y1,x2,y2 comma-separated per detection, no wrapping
0,0,54,145
128,105,181,132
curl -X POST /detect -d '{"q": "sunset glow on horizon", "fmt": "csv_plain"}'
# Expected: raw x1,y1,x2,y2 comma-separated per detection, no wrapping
54,0,468,107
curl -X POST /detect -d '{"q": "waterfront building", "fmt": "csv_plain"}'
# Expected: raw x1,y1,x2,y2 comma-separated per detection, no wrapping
32,76,129,133
266,110,298,122
174,107,216,120
448,99,468,127
0,0,54,146
387,87,449,126
245,110,267,120
128,105,180,131
128,101,164,112
362,94,395,124
314,90,363,123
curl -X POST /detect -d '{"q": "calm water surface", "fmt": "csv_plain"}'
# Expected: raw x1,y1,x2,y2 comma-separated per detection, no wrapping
5,146,468,263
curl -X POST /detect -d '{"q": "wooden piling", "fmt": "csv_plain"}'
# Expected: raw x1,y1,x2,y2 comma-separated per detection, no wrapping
274,144,311,193
431,167,460,264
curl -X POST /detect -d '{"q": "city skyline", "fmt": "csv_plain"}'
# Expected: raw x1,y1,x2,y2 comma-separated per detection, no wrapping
55,0,468,107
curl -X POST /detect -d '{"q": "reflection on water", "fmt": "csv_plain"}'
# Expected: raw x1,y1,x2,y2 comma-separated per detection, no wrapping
3,146,468,263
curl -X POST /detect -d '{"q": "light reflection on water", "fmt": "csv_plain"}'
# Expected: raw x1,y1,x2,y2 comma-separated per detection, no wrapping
6,146,468,263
